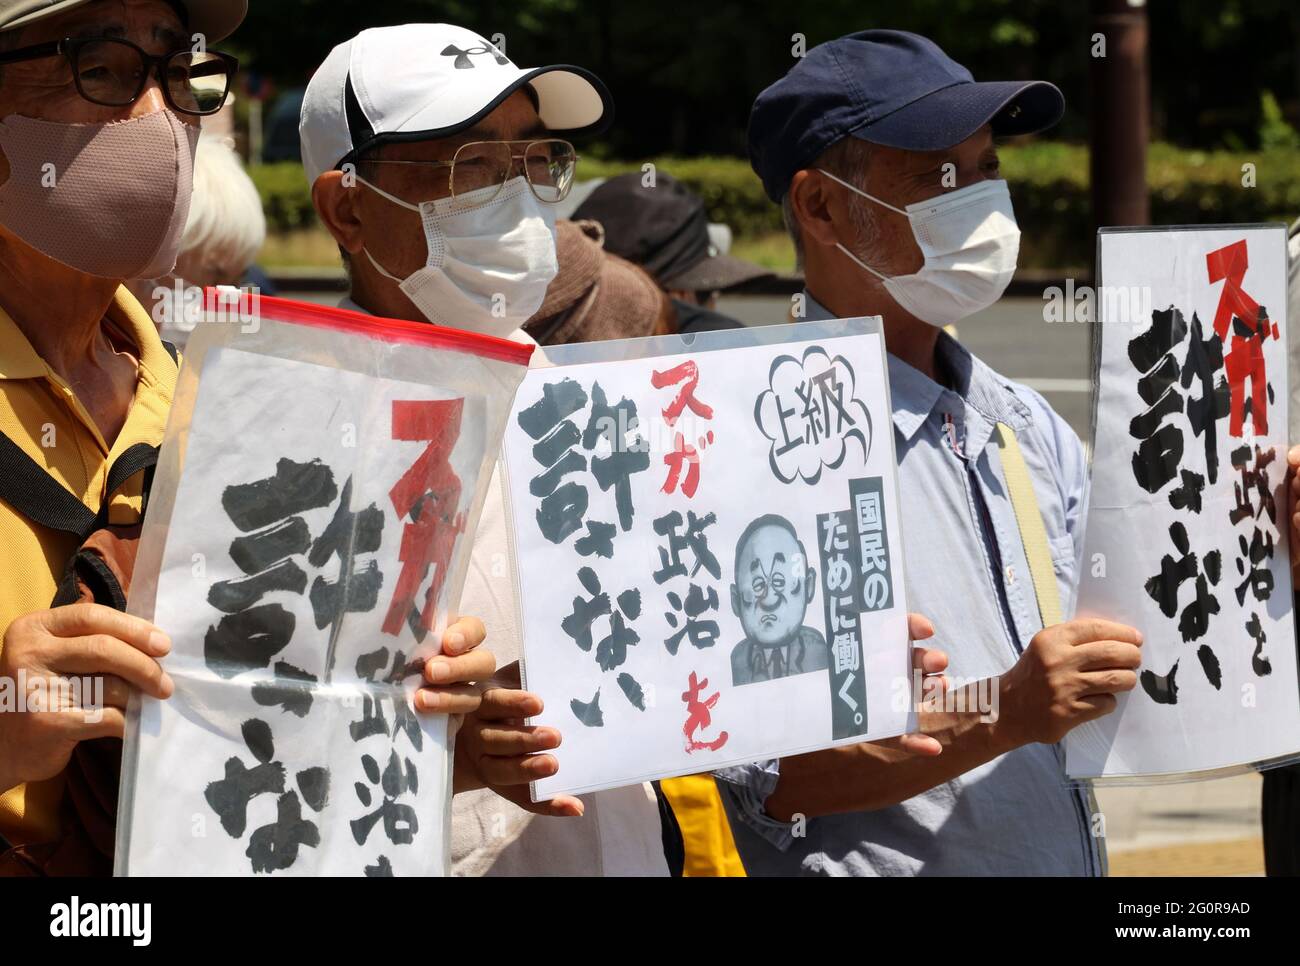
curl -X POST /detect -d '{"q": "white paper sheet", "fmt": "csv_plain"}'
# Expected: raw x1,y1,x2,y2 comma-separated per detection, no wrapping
503,319,913,798
1066,225,1300,780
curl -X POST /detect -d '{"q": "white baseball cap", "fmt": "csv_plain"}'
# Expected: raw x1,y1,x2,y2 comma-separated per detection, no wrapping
299,23,614,185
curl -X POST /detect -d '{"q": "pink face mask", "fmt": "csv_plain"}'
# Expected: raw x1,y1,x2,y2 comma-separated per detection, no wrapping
0,109,199,280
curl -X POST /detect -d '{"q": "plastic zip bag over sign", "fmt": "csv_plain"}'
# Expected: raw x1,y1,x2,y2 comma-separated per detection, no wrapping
115,290,532,876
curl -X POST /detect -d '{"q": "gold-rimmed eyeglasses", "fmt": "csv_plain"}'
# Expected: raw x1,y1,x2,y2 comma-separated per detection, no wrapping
357,138,579,204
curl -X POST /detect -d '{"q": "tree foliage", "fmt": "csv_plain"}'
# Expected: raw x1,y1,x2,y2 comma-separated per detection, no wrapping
230,0,1300,154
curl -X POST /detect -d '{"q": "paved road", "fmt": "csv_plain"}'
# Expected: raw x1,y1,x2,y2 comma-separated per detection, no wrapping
1098,774,1266,876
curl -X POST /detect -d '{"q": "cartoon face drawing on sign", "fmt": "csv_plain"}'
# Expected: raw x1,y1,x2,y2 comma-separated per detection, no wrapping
729,514,829,686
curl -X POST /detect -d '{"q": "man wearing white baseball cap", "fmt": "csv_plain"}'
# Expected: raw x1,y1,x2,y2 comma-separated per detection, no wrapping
301,23,673,876
303,22,612,340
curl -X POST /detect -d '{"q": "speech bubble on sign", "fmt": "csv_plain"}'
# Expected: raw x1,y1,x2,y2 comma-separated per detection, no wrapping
754,345,871,485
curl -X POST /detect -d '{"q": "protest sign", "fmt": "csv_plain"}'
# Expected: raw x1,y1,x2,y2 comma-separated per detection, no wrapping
502,317,913,799
116,293,532,874
1066,225,1300,780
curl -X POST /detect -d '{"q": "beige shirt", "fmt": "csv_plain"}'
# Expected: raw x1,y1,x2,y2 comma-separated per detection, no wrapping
337,299,668,875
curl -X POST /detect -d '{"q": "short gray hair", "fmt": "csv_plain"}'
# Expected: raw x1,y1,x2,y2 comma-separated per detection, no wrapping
781,137,874,272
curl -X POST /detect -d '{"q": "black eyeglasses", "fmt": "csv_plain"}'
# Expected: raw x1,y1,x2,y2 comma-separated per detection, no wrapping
0,36,238,116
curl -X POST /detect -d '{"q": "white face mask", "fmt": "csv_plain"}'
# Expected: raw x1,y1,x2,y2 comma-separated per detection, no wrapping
820,170,1021,326
357,175,559,338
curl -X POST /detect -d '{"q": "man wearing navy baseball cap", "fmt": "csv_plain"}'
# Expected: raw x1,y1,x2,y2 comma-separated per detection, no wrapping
713,30,1144,876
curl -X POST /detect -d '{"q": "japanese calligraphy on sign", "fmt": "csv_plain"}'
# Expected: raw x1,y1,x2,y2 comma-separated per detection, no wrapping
1067,225,1300,780
504,319,914,797
118,303,529,874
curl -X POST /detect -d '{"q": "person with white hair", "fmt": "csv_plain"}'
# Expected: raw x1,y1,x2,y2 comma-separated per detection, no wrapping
127,132,268,346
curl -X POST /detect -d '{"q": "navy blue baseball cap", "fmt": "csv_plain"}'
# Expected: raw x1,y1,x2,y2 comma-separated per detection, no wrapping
748,29,1065,201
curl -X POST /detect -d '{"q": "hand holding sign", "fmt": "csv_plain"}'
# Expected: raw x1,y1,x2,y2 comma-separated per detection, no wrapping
0,603,174,793
870,613,950,759
455,660,585,817
416,615,493,714
997,618,1144,746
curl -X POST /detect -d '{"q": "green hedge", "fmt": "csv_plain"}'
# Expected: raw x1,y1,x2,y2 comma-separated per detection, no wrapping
250,160,318,232
998,142,1300,269
250,143,1300,270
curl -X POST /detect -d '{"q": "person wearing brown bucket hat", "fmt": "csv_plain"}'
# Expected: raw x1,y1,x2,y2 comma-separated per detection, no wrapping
525,219,672,346
0,0,243,38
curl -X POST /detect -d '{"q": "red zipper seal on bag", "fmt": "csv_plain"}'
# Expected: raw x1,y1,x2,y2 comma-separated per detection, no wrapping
202,287,535,367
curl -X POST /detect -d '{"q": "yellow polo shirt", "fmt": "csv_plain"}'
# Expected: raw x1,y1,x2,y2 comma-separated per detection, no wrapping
0,286,176,848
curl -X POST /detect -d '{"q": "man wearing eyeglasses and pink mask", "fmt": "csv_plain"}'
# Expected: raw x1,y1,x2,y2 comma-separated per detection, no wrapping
302,23,678,875
0,2,491,875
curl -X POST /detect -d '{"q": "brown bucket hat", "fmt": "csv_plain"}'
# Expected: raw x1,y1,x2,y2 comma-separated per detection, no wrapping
526,219,669,345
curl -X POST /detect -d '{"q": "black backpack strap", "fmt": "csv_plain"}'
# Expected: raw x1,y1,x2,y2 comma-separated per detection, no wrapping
103,443,160,504
0,431,97,537
89,441,162,533
53,549,129,611
0,432,161,541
